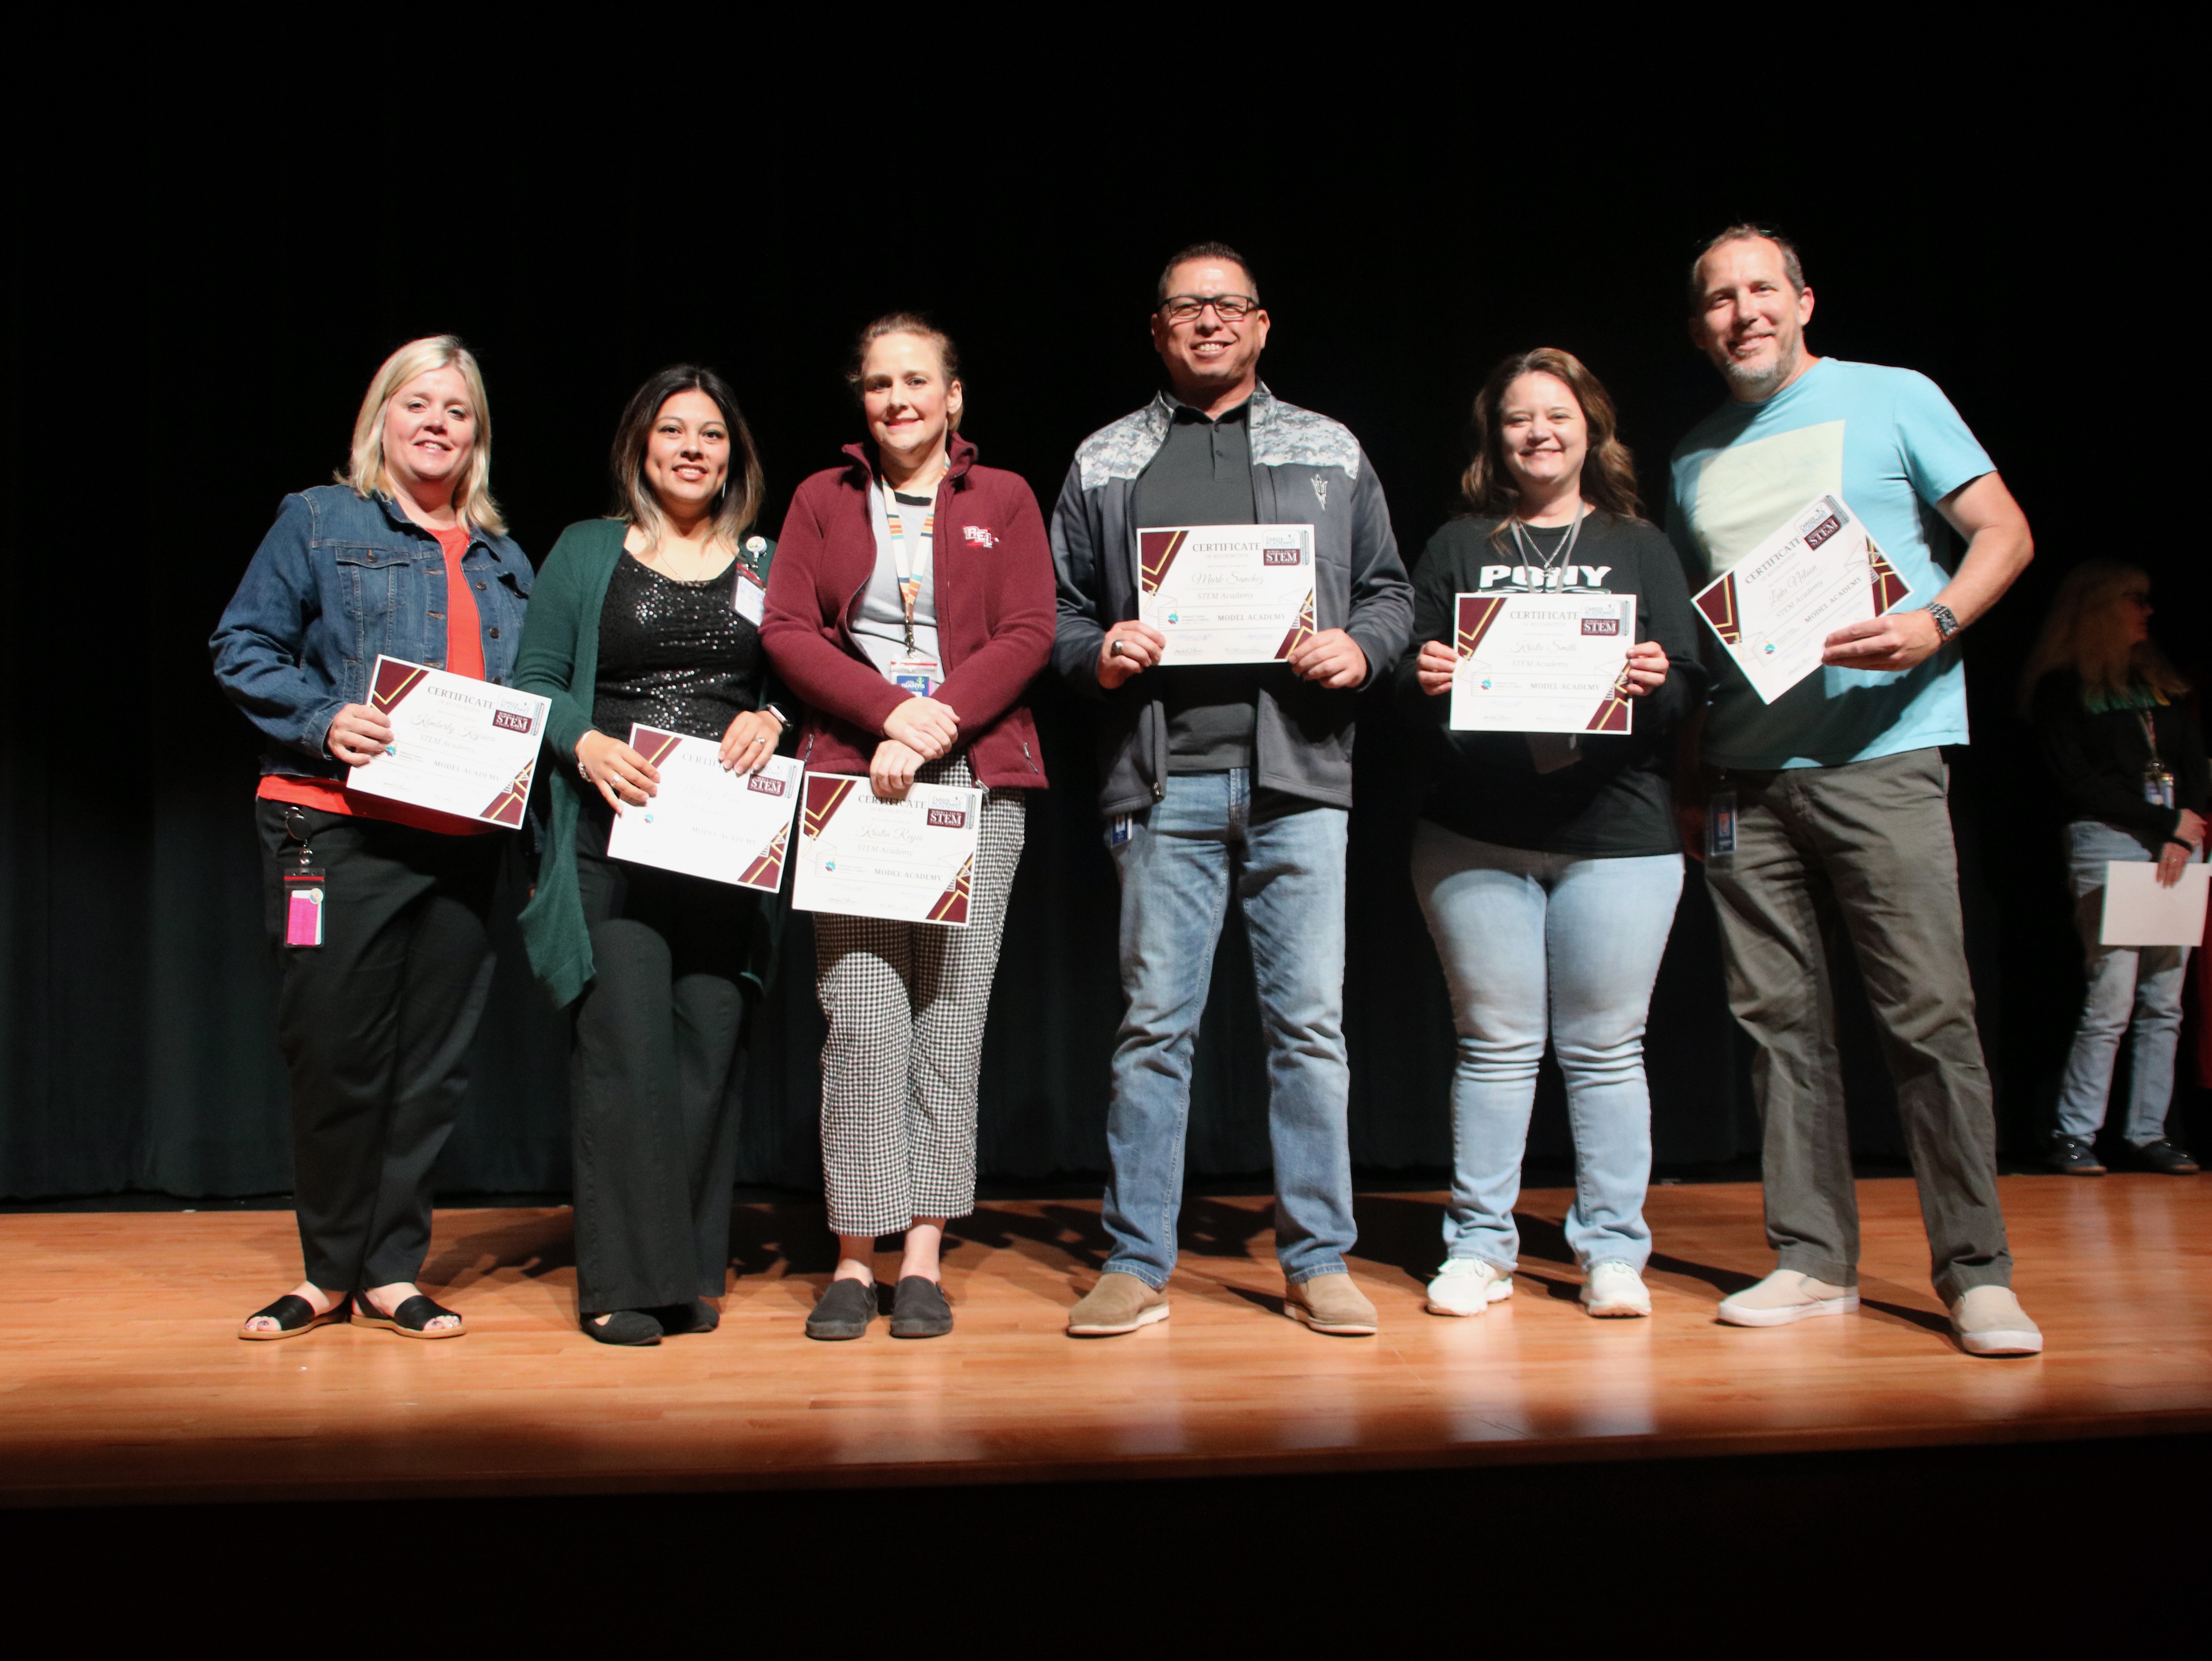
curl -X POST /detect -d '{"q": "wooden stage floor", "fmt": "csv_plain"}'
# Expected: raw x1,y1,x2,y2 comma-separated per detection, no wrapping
3,1175,2206,1507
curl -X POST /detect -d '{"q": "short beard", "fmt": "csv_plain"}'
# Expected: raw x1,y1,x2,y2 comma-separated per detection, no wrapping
1721,338,1803,400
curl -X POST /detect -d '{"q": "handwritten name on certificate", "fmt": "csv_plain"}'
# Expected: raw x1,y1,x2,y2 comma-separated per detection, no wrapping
1450,594,1638,735
344,657,550,827
1691,493,1914,705
791,774,983,928
604,730,802,892
1136,524,1317,665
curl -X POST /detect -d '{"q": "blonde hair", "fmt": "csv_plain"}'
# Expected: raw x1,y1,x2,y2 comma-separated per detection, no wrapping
2018,559,2189,715
848,313,964,431
339,335,506,535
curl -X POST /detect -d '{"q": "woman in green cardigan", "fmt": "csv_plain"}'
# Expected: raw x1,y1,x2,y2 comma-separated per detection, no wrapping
514,365,788,1346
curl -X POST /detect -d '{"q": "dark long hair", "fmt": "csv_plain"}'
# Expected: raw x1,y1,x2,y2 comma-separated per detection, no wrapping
608,364,766,550
1461,348,1642,535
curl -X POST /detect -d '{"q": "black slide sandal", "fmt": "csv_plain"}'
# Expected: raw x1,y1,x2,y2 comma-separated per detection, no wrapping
353,1293,467,1340
237,1293,350,1342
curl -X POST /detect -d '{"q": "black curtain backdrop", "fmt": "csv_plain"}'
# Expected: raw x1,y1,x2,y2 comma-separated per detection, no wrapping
4,59,2195,1198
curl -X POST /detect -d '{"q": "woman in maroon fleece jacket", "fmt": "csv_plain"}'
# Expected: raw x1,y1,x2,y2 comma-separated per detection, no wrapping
761,314,1053,1341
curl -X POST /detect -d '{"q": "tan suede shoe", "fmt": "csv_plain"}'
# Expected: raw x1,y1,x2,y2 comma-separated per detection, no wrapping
1285,1272,1378,1335
1067,1271,1170,1336
1949,1285,2044,1357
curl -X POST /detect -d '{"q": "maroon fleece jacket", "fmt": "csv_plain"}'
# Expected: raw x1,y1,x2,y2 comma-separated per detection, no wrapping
761,435,1053,789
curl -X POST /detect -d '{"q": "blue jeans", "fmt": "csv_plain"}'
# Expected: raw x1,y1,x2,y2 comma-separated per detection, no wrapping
2057,820,2193,1144
1102,770,1353,1286
1410,820,1683,1272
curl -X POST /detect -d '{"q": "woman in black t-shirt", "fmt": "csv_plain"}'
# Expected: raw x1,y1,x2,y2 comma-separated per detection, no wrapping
2022,560,2206,1177
1393,348,1705,1321
513,366,791,1345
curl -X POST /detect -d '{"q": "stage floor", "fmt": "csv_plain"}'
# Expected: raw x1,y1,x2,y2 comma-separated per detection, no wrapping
3,1176,2206,1506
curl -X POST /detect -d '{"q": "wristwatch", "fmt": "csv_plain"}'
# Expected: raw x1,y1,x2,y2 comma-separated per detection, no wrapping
1923,602,1960,641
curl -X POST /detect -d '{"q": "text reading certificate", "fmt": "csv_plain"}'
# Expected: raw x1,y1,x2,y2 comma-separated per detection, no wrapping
344,657,550,828
791,774,983,927
1449,593,1638,734
1136,524,1317,665
1690,493,1915,705
603,730,802,892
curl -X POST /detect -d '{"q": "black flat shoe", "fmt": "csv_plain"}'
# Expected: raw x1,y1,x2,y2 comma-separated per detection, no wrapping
355,1292,467,1340
805,1278,876,1341
648,1298,720,1335
237,1292,350,1341
2047,1134,2106,1175
582,1309,663,1346
889,1276,953,1339
2122,1138,2201,1175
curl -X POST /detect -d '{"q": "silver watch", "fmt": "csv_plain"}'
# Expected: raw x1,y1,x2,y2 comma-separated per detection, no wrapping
1923,602,1960,641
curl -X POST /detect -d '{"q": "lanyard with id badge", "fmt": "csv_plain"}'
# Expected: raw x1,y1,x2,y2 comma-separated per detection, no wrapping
2139,709,2177,809
280,804,327,947
732,533,770,627
871,477,940,696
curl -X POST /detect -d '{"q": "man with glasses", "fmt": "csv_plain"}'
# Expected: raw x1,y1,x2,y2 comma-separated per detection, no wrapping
1049,242,1412,1336
1669,224,2043,1355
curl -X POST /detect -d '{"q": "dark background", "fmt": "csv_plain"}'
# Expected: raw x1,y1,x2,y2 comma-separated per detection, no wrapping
5,57,2198,1200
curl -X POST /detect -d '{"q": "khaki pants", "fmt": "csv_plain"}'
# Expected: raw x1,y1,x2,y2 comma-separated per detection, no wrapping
1703,747,2011,1301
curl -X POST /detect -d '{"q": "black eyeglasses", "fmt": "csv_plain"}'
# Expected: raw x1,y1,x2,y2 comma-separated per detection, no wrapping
1159,293,1259,324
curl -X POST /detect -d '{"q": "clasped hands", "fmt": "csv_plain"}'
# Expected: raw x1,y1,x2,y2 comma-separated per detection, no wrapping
871,695,961,801
575,709,785,815
1414,639,1670,698
1098,622,1370,691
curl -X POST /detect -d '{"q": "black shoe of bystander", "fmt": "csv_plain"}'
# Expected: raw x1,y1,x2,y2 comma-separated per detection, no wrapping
2046,1134,2106,1175
2119,1138,2201,1175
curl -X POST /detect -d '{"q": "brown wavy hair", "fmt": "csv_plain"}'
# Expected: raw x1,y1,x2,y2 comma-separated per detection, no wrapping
1461,348,1642,532
2017,559,2190,715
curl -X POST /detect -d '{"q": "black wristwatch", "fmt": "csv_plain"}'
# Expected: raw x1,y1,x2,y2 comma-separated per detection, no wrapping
1922,602,1960,642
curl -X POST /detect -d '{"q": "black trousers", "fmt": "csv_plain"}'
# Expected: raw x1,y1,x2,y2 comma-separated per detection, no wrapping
572,803,755,1315
257,799,502,1292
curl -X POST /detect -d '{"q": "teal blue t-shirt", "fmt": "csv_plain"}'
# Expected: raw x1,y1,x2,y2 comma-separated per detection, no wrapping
1666,358,1994,770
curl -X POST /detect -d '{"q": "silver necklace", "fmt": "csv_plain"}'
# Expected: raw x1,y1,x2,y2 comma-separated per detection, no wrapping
1509,501,1588,585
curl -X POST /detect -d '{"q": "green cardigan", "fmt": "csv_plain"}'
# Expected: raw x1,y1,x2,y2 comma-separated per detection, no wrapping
512,519,785,1009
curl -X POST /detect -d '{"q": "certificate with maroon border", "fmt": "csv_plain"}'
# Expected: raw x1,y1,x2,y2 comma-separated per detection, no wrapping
790,774,982,927
1135,524,1317,665
343,657,549,828
1449,593,1637,735
602,731,801,892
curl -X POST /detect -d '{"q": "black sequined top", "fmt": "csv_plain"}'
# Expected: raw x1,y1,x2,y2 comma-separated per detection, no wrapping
592,552,764,742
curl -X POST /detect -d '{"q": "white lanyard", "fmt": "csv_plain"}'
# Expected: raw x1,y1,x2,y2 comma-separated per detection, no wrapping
871,461,943,653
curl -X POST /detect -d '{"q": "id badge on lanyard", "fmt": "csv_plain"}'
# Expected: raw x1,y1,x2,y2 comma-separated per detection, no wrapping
876,478,941,697
2140,710,2176,808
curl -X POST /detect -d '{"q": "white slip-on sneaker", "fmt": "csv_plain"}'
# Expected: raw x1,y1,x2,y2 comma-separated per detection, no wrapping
1425,1258,1513,1317
1715,1269,1859,1328
1948,1285,2044,1357
1580,1260,1652,1318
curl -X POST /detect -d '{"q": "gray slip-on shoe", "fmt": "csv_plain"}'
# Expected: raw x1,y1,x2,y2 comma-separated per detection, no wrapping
805,1277,876,1341
889,1276,954,1338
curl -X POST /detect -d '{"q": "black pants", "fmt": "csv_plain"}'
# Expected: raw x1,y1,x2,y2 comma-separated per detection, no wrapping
572,802,755,1315
257,799,502,1292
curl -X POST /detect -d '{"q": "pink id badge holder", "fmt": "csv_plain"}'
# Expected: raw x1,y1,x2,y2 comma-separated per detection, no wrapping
279,805,326,948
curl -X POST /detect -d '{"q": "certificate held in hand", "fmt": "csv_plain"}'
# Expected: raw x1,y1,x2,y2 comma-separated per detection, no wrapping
344,656,550,828
791,774,983,927
603,729,802,892
1449,593,1637,735
1691,494,1913,704
1136,524,1316,665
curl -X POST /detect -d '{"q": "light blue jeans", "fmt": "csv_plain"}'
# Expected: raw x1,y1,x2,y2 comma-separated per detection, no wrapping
2057,819,2193,1144
1410,820,1683,1272
1102,770,1354,1287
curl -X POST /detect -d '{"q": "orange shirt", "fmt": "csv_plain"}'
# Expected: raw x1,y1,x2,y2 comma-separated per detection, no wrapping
258,523,496,833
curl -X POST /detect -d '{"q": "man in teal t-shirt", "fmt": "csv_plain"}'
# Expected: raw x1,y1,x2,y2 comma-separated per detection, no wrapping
1667,225,2042,1357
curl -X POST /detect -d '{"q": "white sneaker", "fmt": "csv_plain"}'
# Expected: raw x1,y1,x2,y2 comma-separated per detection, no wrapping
1715,1269,1859,1327
1581,1260,1651,1318
1425,1258,1513,1317
1948,1285,2043,1357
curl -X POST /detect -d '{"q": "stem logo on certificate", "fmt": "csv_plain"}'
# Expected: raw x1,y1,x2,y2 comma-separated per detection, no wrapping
345,656,551,827
1450,594,1637,734
792,774,983,927
603,728,803,893
1136,524,1317,664
1691,494,1914,704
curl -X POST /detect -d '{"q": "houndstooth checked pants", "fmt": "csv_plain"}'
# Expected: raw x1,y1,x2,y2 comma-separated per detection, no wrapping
814,755,1026,1237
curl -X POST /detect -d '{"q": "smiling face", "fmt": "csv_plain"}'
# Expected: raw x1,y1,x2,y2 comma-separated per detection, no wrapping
641,388,732,515
861,331,962,470
379,365,477,501
1151,256,1269,407
1689,236,1816,401
1497,371,1589,502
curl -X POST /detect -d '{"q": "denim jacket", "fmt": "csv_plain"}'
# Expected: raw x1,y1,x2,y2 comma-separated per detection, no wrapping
210,484,534,779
